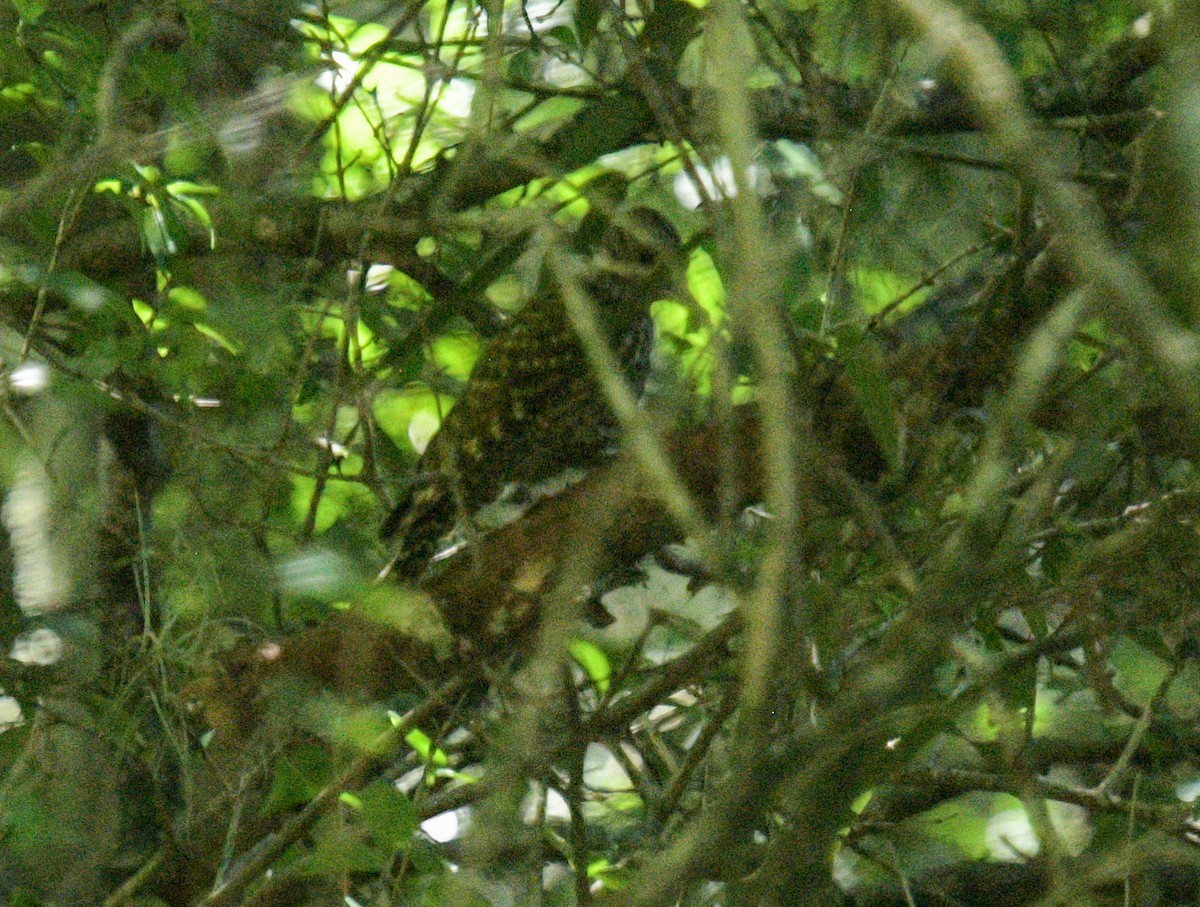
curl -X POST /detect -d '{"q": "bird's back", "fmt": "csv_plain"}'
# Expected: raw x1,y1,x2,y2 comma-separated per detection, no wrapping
383,208,681,578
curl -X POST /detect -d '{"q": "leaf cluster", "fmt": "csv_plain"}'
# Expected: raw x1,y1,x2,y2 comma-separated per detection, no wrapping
3,1,1200,906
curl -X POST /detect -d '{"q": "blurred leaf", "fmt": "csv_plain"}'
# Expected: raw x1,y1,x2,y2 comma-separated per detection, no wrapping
575,0,601,46
569,638,611,693
192,321,240,354
429,330,481,381
838,332,900,471
359,779,418,848
545,25,578,51
355,584,453,651
168,190,217,249
373,385,455,454
812,0,889,83
10,0,47,22
166,285,206,312
509,48,536,83
289,475,375,532
265,744,334,814
277,549,365,602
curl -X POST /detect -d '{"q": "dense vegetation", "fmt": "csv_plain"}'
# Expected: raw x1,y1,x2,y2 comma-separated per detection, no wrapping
3,0,1200,904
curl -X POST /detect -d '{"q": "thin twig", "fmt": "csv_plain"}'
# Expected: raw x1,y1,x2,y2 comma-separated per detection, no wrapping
192,674,467,907
1088,658,1183,798
546,238,716,560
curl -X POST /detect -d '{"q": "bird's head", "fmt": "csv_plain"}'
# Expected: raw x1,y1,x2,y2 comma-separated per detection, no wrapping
594,207,685,295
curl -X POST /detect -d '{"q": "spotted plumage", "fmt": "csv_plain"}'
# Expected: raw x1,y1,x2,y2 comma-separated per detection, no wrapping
382,208,683,578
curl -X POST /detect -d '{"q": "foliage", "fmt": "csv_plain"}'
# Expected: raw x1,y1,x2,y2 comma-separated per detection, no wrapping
1,0,1200,905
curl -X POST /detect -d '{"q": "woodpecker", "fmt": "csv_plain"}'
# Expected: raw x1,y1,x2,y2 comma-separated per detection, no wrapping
382,207,683,579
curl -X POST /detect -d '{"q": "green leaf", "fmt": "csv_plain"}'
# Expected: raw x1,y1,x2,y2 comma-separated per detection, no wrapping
545,25,578,51
812,0,889,83
141,203,177,263
289,475,375,532
509,49,536,83
265,744,334,813
193,321,241,354
429,331,481,381
373,385,455,453
569,638,611,693
355,584,454,652
132,299,167,332
838,333,900,472
169,192,217,249
167,285,207,312
575,0,601,47
133,162,163,184
405,727,449,767
359,780,418,848
10,0,47,23
165,179,220,196
50,271,117,311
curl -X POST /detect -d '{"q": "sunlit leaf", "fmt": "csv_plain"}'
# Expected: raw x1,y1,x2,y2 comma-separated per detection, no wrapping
405,727,449,767
193,322,240,354
569,638,611,693
167,285,206,312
